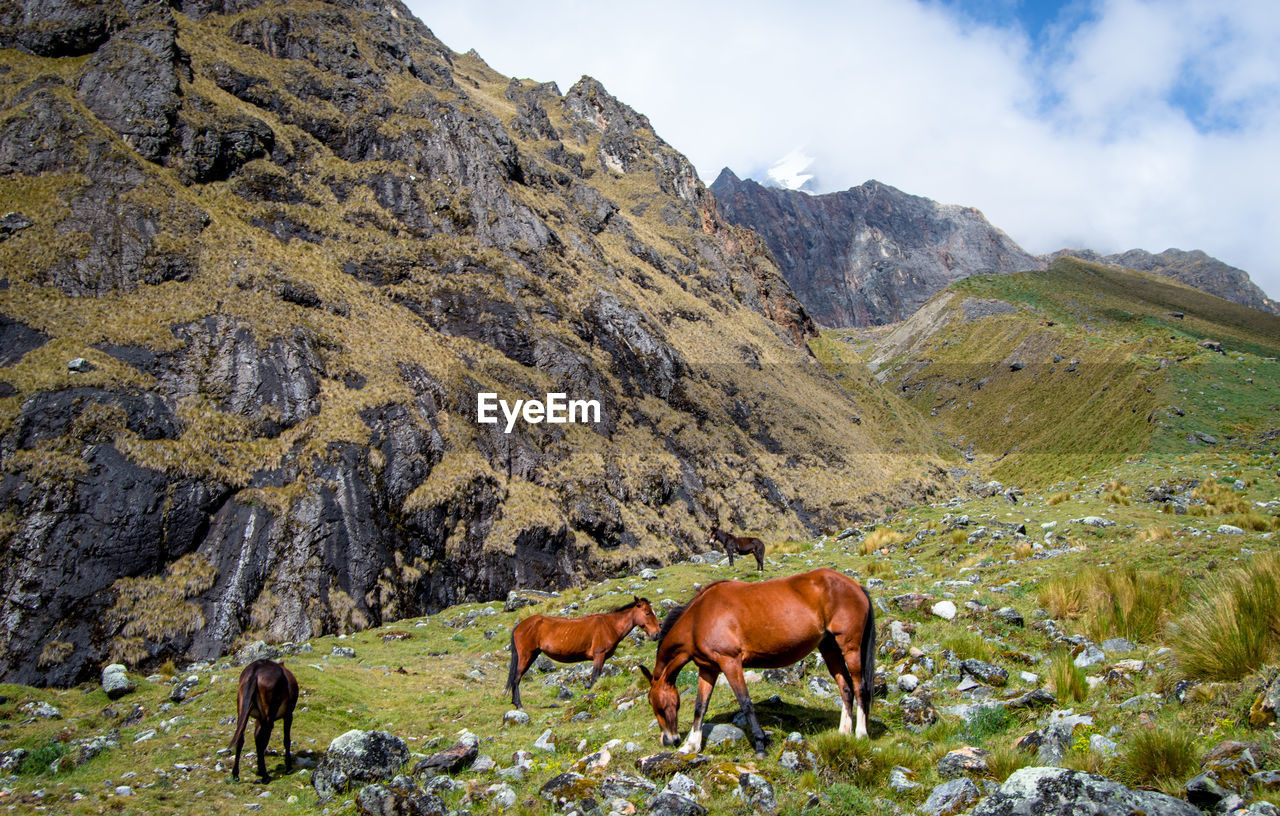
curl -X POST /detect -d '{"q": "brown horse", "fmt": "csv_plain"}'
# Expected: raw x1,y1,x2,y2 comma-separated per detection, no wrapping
638,568,875,757
506,596,661,709
709,525,765,571
230,658,299,782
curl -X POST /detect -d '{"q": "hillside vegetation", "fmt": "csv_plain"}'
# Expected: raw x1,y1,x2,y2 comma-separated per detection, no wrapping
863,258,1280,486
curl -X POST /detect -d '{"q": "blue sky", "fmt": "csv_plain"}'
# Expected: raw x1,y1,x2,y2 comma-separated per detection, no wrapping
412,0,1280,297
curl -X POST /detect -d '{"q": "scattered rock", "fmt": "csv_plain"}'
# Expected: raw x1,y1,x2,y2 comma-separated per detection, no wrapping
972,767,1199,816
899,694,938,729
534,729,556,752
734,772,778,815
504,588,558,612
703,723,746,747
920,777,981,816
1074,516,1116,528
312,730,409,802
1218,524,1246,536
20,701,61,719
332,646,357,658
889,766,920,792
503,710,530,726
170,675,199,702
961,659,1008,687
101,664,135,700
937,746,990,778
636,752,710,779
931,600,957,620
994,607,1024,627
414,737,478,776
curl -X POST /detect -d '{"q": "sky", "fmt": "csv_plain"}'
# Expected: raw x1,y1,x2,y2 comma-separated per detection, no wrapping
408,0,1280,298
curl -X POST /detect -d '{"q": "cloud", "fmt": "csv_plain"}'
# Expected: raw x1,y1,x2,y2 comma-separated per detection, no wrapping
409,0,1280,297
765,150,817,191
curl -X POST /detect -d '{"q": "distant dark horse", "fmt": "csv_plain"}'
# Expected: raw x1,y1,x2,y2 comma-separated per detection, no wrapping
506,597,661,709
639,569,875,757
230,659,299,782
709,525,765,571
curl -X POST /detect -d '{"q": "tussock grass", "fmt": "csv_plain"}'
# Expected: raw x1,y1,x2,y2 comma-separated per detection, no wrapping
1190,478,1250,516
860,527,906,555
1117,726,1200,793
1167,553,1280,680
106,554,218,666
938,630,997,662
1103,479,1132,505
1048,649,1087,702
1047,492,1071,505
1038,566,1182,642
1136,525,1174,542
985,743,1037,782
811,734,917,787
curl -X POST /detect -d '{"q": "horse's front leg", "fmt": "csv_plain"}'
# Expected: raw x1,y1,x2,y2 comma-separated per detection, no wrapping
725,545,734,567
722,662,768,757
679,666,718,754
587,651,607,688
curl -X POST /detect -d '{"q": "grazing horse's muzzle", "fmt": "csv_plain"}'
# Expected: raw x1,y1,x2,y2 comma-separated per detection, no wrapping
661,732,681,748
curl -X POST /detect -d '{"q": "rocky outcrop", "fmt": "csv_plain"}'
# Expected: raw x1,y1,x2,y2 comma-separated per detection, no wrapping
710,169,1044,327
1049,248,1278,315
0,0,940,686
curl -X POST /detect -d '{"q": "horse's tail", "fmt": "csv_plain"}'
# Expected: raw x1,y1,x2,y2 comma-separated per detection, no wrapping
228,670,257,750
859,584,876,716
505,627,519,694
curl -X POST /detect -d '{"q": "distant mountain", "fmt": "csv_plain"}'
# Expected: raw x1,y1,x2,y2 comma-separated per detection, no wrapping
1047,248,1279,316
710,169,1045,327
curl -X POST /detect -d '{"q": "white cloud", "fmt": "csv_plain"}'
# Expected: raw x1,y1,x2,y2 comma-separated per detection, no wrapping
409,0,1280,297
766,150,816,191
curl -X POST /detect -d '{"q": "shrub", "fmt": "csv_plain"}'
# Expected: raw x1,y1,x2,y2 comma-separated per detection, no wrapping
1167,553,1280,680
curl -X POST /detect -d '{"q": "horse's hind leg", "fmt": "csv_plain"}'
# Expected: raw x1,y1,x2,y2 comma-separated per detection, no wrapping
254,719,273,782
818,636,856,735
679,666,719,754
510,648,538,709
725,545,734,567
754,542,764,572
830,634,870,738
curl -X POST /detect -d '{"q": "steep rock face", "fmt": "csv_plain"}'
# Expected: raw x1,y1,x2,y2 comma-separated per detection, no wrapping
0,0,941,685
710,169,1044,327
1049,248,1278,315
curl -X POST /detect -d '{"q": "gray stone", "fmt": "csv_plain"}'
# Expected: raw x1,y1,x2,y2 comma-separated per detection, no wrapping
169,675,199,702
647,792,706,816
101,664,135,700
1100,638,1137,653
1218,525,1246,535
1073,645,1105,668
312,730,409,802
534,729,555,752
20,701,61,719
331,646,357,658
734,772,777,814
937,746,990,778
961,659,1009,687
889,766,919,792
920,777,981,816
995,607,1024,627
898,673,919,692
703,723,746,746
931,600,958,620
503,710,530,726
1076,516,1116,527
971,767,1200,816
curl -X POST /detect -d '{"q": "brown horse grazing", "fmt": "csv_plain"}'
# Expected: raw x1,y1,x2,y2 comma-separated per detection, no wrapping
638,568,875,757
230,659,299,782
709,525,765,571
507,597,661,709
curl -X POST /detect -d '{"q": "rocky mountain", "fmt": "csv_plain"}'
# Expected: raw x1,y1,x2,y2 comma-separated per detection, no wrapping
710,169,1045,327
1048,248,1279,316
0,0,946,686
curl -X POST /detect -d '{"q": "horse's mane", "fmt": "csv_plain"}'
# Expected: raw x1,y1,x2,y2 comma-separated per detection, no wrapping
610,597,650,613
656,582,726,644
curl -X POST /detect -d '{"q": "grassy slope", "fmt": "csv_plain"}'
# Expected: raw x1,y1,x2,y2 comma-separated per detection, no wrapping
2,441,1278,815
864,258,1280,487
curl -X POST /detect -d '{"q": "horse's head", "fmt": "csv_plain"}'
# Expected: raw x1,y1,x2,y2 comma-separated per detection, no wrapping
707,525,721,546
637,666,681,747
632,597,660,640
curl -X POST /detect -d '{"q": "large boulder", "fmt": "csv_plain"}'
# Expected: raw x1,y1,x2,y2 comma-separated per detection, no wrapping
313,730,409,802
101,664,135,700
971,767,1200,816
